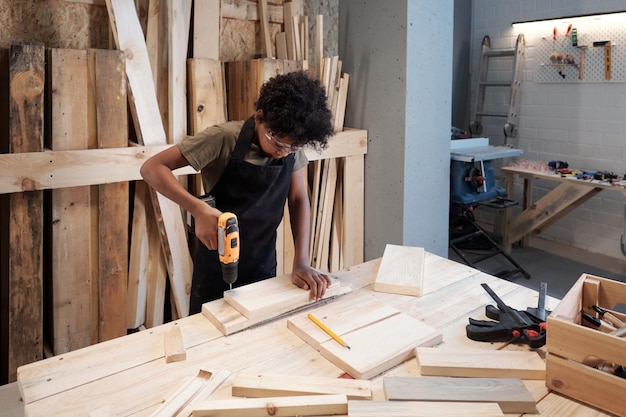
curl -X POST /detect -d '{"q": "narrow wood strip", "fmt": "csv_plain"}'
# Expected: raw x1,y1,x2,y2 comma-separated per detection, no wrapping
192,394,348,417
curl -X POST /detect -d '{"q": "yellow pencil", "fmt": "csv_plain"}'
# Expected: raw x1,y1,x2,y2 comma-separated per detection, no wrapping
307,313,351,349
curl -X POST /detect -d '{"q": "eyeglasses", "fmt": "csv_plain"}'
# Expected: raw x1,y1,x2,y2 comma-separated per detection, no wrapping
264,130,302,153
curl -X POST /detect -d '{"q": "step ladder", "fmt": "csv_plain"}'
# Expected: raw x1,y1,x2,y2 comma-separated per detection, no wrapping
470,33,525,147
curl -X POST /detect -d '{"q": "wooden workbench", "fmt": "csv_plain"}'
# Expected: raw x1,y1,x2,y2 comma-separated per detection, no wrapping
500,166,626,254
15,253,615,416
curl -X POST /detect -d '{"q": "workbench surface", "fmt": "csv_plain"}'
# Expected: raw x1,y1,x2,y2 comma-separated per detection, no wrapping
16,253,616,416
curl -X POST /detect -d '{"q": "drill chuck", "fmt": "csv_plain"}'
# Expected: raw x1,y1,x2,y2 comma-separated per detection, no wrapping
218,212,240,287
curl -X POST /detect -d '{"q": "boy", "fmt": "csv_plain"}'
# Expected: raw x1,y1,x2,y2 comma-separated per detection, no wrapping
140,71,334,314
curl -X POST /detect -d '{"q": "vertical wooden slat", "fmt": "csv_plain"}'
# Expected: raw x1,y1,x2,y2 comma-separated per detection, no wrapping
4,42,45,382
258,0,273,58
188,58,227,133
127,181,149,329
342,155,364,267
193,0,220,60
48,48,92,354
94,49,129,341
167,0,192,144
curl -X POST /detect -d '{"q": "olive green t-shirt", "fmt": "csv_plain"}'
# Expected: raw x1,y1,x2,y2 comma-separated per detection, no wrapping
177,120,308,193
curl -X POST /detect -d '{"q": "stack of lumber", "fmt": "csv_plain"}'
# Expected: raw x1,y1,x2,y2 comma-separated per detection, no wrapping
0,0,365,385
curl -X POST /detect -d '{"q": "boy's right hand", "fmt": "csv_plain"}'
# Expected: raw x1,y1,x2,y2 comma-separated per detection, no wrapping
194,207,221,250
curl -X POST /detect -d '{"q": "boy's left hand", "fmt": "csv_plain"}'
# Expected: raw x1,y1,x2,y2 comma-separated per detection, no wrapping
291,264,331,301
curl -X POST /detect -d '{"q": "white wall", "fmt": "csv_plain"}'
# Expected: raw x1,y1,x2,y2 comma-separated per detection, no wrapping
339,1,453,260
472,0,626,259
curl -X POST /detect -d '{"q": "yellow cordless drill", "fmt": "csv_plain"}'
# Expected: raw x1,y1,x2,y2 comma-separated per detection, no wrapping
217,212,240,290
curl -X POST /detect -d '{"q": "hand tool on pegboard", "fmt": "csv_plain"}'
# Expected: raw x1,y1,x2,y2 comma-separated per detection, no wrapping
593,40,612,80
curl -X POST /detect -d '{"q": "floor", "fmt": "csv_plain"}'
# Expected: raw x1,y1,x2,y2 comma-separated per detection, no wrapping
448,237,626,300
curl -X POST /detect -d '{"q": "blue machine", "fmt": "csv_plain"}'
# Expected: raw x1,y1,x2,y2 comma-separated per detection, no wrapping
450,139,523,205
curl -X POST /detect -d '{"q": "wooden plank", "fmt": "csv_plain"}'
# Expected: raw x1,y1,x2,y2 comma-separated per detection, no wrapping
164,325,186,363
315,14,323,79
148,369,212,417
383,376,538,414
174,370,231,417
283,2,295,60
89,405,116,417
202,280,352,336
192,394,348,417
94,48,129,342
348,400,504,417
288,301,442,379
333,73,349,132
317,158,337,271
145,0,168,133
105,0,166,145
232,372,372,400
0,129,366,194
48,47,92,354
416,347,546,380
258,0,273,58
373,244,425,296
187,58,227,133
167,0,192,144
4,41,45,383
144,183,168,328
127,181,149,329
223,274,343,319
341,154,364,267
193,0,220,60
275,32,287,60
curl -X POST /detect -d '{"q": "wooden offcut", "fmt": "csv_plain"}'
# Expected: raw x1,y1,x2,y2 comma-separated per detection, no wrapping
373,244,425,296
416,347,545,380
164,325,186,363
288,299,442,379
3,41,45,383
232,372,372,400
191,394,348,417
149,369,213,417
383,376,537,414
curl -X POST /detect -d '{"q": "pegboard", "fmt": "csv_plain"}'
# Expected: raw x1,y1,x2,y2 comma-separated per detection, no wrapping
534,23,625,83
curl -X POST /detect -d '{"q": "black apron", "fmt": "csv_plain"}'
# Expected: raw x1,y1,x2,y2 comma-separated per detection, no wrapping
189,117,295,313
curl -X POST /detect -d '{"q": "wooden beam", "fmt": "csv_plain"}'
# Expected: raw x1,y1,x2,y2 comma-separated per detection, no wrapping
258,0,273,58
167,0,192,144
0,128,366,194
348,400,505,417
3,41,45,383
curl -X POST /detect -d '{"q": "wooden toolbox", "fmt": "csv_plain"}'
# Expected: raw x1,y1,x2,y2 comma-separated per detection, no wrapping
546,273,626,417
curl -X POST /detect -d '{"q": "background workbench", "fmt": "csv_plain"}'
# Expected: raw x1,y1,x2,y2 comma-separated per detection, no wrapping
500,166,626,254
15,253,614,416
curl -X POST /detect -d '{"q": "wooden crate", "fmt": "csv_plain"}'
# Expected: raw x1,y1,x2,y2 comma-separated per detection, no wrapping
546,273,626,417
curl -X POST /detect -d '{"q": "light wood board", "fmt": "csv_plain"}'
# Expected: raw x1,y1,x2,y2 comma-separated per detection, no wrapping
204,274,351,335
288,300,443,379
416,347,545,380
347,400,504,417
223,274,342,319
383,376,537,414
373,244,425,296
232,372,372,400
191,394,348,417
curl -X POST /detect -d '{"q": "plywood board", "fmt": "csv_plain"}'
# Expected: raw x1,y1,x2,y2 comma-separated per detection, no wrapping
383,376,537,414
288,301,442,379
347,400,504,417
373,244,425,296
223,274,342,320
232,372,372,400
416,347,545,380
192,394,348,417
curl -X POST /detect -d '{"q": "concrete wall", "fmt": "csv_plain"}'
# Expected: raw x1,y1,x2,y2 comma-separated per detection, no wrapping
339,1,453,260
471,0,626,259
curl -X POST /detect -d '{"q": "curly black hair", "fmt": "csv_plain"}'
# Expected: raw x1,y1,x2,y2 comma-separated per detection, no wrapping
255,71,333,150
